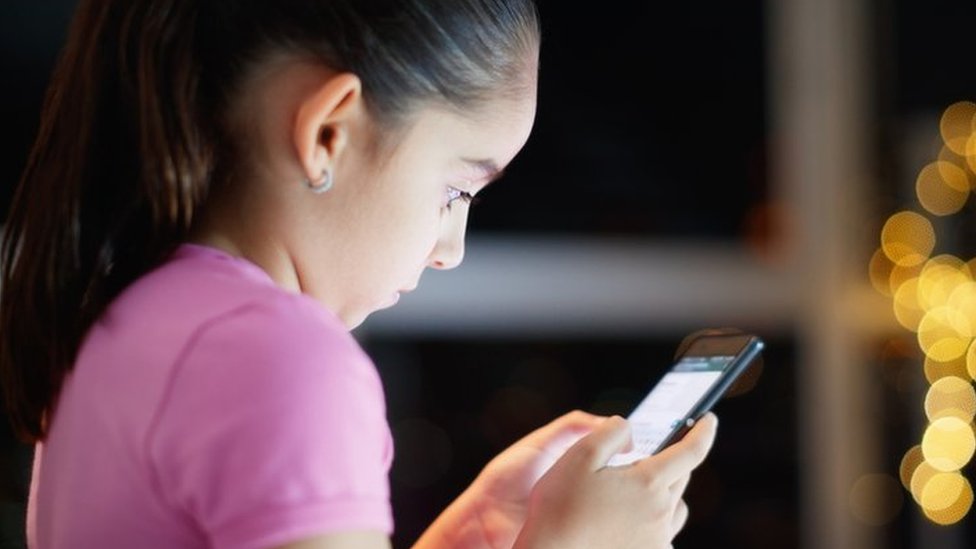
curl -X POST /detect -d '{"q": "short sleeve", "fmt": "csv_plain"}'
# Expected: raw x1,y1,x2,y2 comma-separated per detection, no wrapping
146,296,394,549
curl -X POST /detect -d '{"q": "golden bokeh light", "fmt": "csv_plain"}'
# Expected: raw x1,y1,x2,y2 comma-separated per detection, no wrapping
949,282,976,337
893,278,925,332
921,416,976,472
938,144,969,173
869,248,896,297
881,211,936,267
921,472,973,525
968,340,976,381
925,354,971,384
892,278,925,332
924,376,976,422
882,100,976,523
917,307,972,362
940,101,976,156
911,460,941,504
900,445,925,490
926,253,968,272
938,144,963,162
916,161,970,216
917,259,970,311
889,262,924,296
967,133,976,174
849,474,904,526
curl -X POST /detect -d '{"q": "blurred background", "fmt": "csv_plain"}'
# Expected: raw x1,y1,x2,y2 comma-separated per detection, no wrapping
2,0,976,548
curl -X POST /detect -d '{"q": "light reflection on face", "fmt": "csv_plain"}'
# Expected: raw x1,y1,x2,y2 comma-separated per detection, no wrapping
319,94,537,328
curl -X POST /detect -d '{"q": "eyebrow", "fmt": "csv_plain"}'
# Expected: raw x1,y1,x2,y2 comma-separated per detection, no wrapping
461,158,505,184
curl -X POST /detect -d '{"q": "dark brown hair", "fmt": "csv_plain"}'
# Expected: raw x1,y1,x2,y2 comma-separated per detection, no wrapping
0,0,539,443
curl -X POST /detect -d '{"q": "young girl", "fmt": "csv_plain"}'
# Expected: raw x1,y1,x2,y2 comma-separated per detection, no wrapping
0,1,718,548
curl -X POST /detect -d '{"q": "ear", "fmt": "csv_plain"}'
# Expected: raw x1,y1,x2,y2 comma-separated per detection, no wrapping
293,72,363,182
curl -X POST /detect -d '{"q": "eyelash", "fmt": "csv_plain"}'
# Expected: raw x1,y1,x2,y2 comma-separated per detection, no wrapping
445,186,478,210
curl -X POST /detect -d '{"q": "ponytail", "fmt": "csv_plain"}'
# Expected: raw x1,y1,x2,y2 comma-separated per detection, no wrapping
0,0,212,442
1,0,540,443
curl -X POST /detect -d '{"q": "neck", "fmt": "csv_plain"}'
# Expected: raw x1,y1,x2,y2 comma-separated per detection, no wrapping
186,196,302,295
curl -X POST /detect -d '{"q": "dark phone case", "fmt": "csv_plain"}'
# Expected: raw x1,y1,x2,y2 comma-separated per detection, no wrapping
651,332,765,454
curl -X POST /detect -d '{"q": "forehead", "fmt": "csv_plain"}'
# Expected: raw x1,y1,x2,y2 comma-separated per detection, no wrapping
392,94,538,170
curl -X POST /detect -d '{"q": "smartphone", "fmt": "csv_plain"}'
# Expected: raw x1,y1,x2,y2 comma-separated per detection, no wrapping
606,333,764,467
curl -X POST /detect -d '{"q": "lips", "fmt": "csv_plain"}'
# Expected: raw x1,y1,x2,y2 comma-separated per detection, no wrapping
381,284,416,309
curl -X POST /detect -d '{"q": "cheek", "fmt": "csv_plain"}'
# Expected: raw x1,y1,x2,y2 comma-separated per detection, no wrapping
375,195,443,262
361,170,447,261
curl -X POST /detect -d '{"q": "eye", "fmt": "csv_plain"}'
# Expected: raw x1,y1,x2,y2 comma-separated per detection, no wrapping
444,185,476,211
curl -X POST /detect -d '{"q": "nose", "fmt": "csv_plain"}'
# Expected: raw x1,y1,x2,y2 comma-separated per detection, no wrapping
428,220,466,270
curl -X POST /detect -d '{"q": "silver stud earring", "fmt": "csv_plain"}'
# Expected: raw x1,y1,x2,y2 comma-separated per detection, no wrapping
303,168,333,194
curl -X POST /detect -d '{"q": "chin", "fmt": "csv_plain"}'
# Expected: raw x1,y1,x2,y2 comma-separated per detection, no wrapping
342,311,369,331
340,296,398,331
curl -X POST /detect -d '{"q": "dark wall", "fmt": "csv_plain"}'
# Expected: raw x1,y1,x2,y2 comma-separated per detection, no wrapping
0,2,75,224
470,0,768,239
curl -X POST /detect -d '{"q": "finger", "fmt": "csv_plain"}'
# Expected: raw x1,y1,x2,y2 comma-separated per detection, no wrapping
641,413,718,484
671,499,689,536
516,410,606,453
669,473,691,505
567,415,632,470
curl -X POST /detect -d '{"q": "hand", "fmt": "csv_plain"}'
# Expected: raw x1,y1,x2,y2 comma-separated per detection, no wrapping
512,413,719,549
468,410,606,548
412,410,605,549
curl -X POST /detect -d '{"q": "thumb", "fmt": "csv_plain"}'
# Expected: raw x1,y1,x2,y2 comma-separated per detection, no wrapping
648,413,719,484
567,415,633,470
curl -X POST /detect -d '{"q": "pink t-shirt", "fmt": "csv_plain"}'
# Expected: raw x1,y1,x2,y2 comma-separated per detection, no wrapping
26,243,394,549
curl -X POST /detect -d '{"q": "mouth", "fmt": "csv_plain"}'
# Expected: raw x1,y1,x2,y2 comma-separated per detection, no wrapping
380,283,418,310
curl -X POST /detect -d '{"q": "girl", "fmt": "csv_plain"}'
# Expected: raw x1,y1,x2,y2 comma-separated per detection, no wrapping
0,1,718,548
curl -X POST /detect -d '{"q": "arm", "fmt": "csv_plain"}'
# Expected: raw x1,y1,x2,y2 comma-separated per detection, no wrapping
265,412,716,549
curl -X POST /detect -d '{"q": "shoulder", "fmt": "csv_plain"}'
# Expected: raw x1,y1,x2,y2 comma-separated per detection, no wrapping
147,293,395,544
102,243,375,383
148,288,392,477
117,242,386,416
196,290,363,359
177,290,380,399
148,288,391,457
